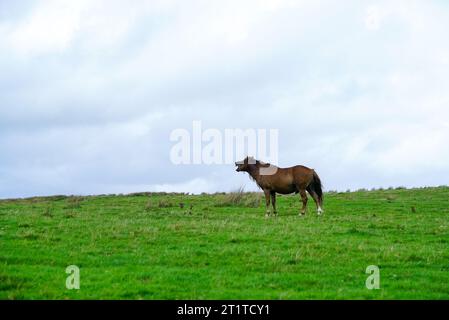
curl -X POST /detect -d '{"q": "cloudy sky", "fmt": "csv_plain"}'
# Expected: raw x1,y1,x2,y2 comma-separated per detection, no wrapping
1,0,449,198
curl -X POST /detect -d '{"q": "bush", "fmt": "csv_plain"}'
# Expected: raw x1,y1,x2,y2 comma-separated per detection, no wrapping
145,198,174,211
65,197,83,209
215,188,262,208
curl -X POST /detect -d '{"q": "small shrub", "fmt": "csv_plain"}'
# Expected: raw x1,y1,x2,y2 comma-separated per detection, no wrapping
215,188,262,208
242,193,262,208
158,199,174,208
128,192,152,197
43,206,53,217
65,197,83,209
386,195,397,202
144,200,155,211
144,198,174,210
45,195,68,201
221,187,246,205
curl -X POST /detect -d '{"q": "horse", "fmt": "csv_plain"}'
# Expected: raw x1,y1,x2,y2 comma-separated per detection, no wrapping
235,156,323,216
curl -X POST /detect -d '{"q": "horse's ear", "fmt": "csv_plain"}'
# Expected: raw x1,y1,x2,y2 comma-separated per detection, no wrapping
247,156,256,164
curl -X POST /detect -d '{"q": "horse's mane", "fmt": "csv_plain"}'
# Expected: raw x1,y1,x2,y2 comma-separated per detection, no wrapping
246,159,276,186
256,160,271,168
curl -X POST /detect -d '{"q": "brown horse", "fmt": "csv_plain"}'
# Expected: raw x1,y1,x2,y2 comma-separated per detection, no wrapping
235,156,323,216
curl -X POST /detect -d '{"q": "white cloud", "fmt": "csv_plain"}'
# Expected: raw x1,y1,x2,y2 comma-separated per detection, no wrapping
1,0,449,197
5,0,85,56
365,5,383,30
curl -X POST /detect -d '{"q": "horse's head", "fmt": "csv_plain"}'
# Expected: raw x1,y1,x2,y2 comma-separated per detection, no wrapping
235,156,256,172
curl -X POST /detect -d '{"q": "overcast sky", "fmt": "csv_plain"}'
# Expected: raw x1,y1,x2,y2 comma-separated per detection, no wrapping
1,0,449,198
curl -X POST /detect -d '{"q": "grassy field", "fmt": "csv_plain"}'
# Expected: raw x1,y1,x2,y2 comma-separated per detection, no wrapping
1,187,448,299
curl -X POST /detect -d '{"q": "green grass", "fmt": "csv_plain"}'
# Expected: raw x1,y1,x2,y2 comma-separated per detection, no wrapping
1,187,448,299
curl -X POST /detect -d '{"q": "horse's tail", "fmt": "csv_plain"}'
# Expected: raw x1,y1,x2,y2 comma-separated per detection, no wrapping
311,170,323,205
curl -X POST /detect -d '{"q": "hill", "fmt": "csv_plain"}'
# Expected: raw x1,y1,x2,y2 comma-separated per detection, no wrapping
0,187,448,299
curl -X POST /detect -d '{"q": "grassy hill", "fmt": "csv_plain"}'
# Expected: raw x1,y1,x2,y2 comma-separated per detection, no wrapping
1,186,448,299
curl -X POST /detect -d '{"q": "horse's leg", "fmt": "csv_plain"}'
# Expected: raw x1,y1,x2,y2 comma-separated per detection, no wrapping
270,191,277,216
299,189,308,216
307,187,323,215
264,189,271,217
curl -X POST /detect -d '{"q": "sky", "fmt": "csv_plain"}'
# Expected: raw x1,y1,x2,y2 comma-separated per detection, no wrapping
1,0,449,198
